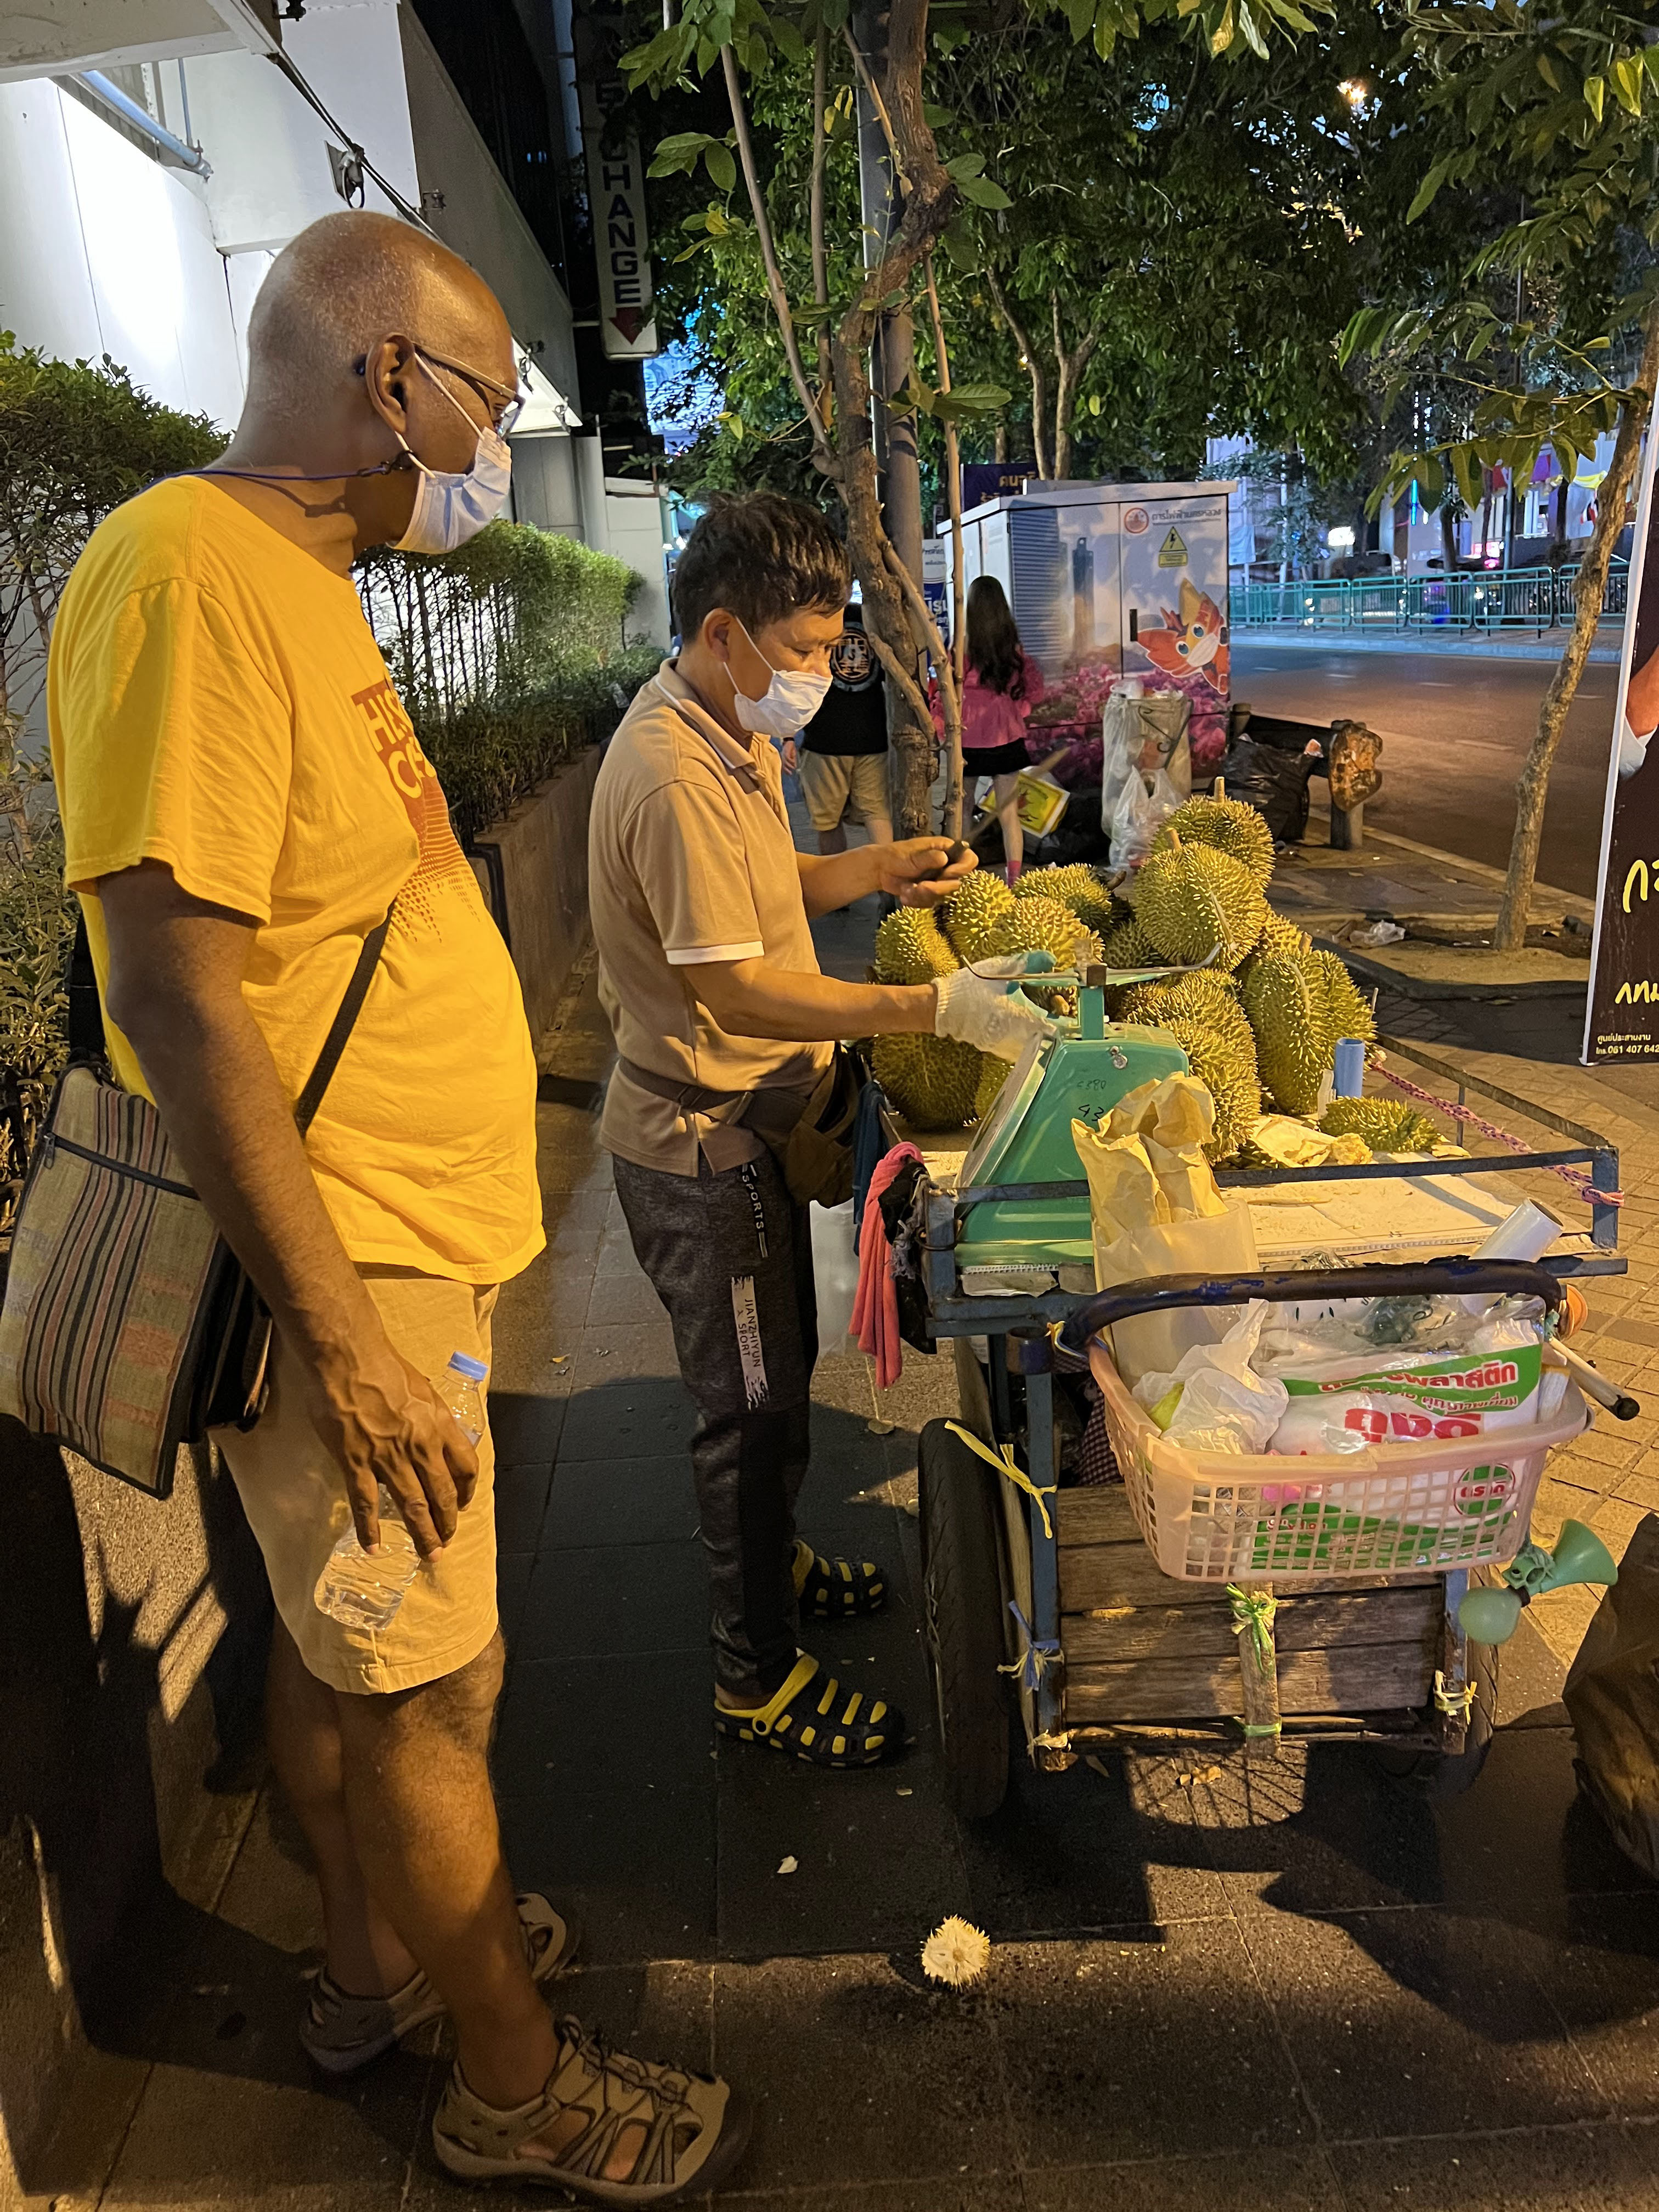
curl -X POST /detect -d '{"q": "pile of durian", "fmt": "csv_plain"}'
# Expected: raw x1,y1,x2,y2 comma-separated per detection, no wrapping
870,795,1391,1160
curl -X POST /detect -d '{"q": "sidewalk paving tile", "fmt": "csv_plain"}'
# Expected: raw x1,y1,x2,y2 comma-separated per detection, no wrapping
1023,2148,1344,2212
1325,2124,1659,2211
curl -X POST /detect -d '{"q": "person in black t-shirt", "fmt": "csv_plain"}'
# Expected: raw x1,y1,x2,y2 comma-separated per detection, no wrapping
782,601,893,855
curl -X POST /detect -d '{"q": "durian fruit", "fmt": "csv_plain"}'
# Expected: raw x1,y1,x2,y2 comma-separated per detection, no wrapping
1014,862,1118,934
1242,953,1329,1116
873,905,960,986
1319,1097,1442,1153
981,895,1102,1010
1155,793,1276,888
1101,912,1163,972
1311,949,1376,1046
1120,970,1253,1054
1160,1017,1262,1163
1252,909,1314,964
872,1032,984,1130
973,1052,1011,1121
1134,836,1268,972
943,870,1017,961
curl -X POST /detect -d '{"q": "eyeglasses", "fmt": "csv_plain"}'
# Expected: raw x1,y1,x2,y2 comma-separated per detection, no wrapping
416,347,527,437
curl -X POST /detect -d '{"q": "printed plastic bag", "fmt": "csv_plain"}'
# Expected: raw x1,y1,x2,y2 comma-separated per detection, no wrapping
1101,688,1192,840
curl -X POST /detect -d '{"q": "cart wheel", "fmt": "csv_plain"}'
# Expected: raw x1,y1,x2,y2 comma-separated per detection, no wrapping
1373,1638,1498,1800
918,1418,1011,1820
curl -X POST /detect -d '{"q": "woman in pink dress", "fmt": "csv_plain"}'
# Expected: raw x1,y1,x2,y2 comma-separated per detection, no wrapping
952,575,1045,881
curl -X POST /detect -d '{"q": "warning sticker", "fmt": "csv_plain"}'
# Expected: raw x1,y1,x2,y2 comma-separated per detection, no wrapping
1158,528,1188,568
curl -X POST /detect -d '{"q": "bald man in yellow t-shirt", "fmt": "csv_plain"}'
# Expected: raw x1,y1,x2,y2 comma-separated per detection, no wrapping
48,212,744,2199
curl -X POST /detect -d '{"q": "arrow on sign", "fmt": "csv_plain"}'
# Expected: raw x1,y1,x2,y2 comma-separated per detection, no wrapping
610,307,649,345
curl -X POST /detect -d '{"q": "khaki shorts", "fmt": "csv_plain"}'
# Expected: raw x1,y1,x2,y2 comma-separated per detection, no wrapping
215,1269,499,1697
797,748,891,835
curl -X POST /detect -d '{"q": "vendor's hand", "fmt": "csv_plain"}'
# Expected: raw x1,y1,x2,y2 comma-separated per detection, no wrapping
935,953,1057,1060
781,738,798,776
879,836,978,908
304,1325,479,1560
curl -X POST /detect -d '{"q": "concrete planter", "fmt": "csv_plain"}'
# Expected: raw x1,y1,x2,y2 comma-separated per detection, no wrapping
467,742,603,1039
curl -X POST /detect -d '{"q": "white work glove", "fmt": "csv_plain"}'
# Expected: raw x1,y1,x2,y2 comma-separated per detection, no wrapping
934,953,1058,1061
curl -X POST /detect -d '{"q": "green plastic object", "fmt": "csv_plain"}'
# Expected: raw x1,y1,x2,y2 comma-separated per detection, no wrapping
1457,1517,1620,1645
955,989,1188,1271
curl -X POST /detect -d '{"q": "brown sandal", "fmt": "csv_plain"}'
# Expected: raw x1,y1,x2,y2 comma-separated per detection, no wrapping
431,2016,751,2204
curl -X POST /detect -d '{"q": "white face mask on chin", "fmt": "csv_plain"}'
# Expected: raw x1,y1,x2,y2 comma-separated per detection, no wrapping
728,618,832,740
393,354,512,555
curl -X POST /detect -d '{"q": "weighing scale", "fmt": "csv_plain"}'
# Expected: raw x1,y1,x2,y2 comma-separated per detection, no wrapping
955,974,1188,1272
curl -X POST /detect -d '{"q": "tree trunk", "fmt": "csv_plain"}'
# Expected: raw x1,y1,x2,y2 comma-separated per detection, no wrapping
1493,298,1659,951
985,267,1049,478
926,253,966,838
1049,294,1099,483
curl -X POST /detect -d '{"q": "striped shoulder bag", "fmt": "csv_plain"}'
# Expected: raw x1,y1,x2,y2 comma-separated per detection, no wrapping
0,909,391,1497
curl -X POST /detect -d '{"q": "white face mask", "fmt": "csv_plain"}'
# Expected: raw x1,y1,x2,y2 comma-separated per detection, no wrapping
729,618,832,740
393,354,512,555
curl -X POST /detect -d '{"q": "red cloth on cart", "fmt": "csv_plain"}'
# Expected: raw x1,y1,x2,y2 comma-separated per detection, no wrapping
853,1142,923,1389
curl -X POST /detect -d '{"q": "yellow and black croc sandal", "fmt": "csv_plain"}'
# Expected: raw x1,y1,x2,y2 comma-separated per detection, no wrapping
714,1654,902,1768
792,1539,888,1620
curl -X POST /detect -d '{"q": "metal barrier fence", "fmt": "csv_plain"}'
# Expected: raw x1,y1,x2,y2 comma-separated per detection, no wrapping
1232,562,1629,634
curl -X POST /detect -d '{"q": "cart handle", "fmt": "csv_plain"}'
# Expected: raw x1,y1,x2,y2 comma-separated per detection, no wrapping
1056,1260,1565,1355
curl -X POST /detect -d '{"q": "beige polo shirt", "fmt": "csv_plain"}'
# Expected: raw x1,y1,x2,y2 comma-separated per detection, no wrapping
589,662,833,1176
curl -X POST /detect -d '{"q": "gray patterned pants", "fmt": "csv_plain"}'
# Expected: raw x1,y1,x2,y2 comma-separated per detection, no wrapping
613,1148,817,1703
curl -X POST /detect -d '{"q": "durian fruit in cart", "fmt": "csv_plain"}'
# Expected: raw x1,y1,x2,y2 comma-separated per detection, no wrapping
1100,910,1161,977
1159,1016,1261,1163
1310,947,1378,1046
941,870,1018,961
1250,909,1313,964
980,896,1103,1013
1153,788,1276,888
1319,1096,1443,1154
1133,833,1268,972
1241,951,1330,1116
871,1032,988,1131
1012,861,1119,934
873,905,960,985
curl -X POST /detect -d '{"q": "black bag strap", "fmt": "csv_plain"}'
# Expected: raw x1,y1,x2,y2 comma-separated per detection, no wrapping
67,910,106,1063
294,909,394,1137
64,900,393,1136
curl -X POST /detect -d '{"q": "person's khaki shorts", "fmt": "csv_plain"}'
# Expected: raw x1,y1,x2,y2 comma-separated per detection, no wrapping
797,748,891,836
215,1268,499,1697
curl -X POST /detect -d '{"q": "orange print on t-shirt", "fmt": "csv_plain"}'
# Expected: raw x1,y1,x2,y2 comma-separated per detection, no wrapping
351,676,475,928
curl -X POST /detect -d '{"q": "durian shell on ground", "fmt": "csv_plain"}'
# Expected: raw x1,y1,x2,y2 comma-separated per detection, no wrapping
1155,793,1276,888
943,870,1018,961
871,1032,985,1130
873,905,961,985
1134,839,1267,972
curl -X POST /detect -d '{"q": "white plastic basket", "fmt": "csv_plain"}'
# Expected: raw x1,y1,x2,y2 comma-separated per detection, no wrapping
1087,1337,1589,1584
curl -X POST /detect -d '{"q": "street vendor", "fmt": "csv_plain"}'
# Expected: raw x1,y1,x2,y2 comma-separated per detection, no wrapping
588,491,1051,1769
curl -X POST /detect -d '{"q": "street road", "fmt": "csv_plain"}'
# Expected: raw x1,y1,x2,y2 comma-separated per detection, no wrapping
1231,641,1622,898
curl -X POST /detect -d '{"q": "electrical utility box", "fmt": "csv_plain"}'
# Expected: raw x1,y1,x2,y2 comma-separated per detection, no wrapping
939,478,1237,757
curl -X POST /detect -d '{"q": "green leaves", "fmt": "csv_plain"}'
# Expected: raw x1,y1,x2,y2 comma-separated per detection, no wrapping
944,151,1014,208
885,371,1011,421
648,129,740,195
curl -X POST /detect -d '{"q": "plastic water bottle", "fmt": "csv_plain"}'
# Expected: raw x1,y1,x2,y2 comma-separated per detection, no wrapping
314,1352,488,1630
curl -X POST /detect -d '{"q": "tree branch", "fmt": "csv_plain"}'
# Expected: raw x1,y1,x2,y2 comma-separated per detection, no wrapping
721,45,838,477
986,265,1048,478
810,25,832,411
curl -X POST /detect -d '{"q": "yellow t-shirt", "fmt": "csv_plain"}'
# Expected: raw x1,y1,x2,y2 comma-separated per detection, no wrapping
47,477,543,1286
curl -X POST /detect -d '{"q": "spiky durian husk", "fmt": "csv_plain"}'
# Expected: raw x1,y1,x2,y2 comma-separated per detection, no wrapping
1242,952,1329,1116
980,896,1102,1012
1014,862,1119,934
942,870,1017,961
1101,913,1163,971
1252,909,1314,964
1134,840,1267,972
872,1032,985,1130
1310,949,1377,1046
1319,1096,1441,1153
1155,794,1276,888
1119,970,1253,1054
1162,1017,1262,1164
873,905,961,986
